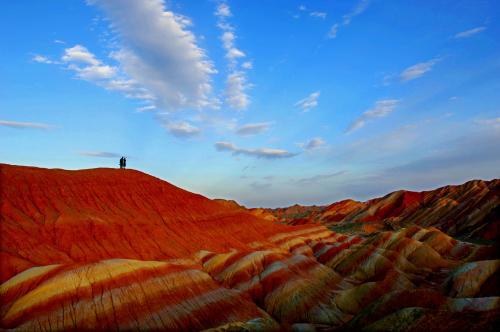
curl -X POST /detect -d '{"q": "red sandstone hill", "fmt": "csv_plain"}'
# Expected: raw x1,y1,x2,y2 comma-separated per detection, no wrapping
1,164,499,331
0,164,308,283
260,179,500,240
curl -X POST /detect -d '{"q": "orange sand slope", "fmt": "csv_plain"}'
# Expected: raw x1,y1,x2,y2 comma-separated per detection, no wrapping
0,164,311,283
1,164,499,331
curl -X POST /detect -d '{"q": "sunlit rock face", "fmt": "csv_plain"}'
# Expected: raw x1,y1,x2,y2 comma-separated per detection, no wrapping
1,164,498,331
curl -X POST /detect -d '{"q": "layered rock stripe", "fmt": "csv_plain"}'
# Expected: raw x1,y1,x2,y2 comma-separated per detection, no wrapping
260,179,499,241
1,164,499,330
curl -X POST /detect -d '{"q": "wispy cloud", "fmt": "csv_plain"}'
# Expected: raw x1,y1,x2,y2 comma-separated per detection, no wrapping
300,137,326,150
295,91,320,112
236,122,271,136
327,0,371,38
310,11,327,19
400,58,440,82
215,3,231,17
215,1,251,110
346,99,399,133
79,151,121,158
215,141,297,159
136,105,156,112
296,170,346,185
454,26,486,39
327,24,339,39
32,55,58,64
0,120,53,130
163,121,201,138
226,71,250,109
343,0,371,25
250,181,272,190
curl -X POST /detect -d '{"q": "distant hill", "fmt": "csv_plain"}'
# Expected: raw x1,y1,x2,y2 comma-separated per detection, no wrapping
259,179,499,240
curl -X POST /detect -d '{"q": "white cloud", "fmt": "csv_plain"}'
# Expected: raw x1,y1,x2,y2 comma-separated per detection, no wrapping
0,120,53,130
400,58,440,82
295,91,320,111
215,1,251,110
136,105,156,112
60,45,123,86
310,11,327,19
103,78,153,100
32,55,57,64
327,24,339,39
89,0,218,110
347,99,399,133
242,61,253,69
163,121,201,138
215,3,231,17
62,45,100,65
226,71,250,110
298,5,307,11
302,137,326,150
226,47,245,59
33,45,150,100
221,31,235,49
215,141,297,159
236,122,271,136
455,26,486,39
73,63,117,80
79,151,121,158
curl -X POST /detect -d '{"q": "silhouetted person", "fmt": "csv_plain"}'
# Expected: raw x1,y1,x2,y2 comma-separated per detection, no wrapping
119,157,124,169
123,157,127,169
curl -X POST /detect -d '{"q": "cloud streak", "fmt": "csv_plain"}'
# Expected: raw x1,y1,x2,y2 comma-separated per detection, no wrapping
328,0,371,39
301,137,326,150
347,99,399,133
455,26,486,39
296,171,346,185
295,91,320,111
0,120,53,130
236,122,271,136
400,58,440,82
215,141,297,159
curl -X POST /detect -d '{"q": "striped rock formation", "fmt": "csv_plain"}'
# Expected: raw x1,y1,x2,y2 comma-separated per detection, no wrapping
259,179,499,240
1,164,499,331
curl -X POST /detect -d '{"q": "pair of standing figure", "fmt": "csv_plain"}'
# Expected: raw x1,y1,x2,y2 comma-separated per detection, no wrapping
119,156,127,169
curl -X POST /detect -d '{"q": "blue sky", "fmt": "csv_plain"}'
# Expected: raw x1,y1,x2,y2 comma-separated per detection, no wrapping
1,0,499,207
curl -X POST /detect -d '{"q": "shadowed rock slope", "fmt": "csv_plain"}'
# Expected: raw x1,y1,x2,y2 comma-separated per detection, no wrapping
1,164,499,331
260,179,499,241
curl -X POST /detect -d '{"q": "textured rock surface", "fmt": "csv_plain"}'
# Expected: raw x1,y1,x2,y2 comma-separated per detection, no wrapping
1,164,499,331
259,179,499,240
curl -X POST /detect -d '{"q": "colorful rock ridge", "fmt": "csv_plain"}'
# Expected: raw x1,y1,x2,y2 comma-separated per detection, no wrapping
0,164,498,331
258,179,499,241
